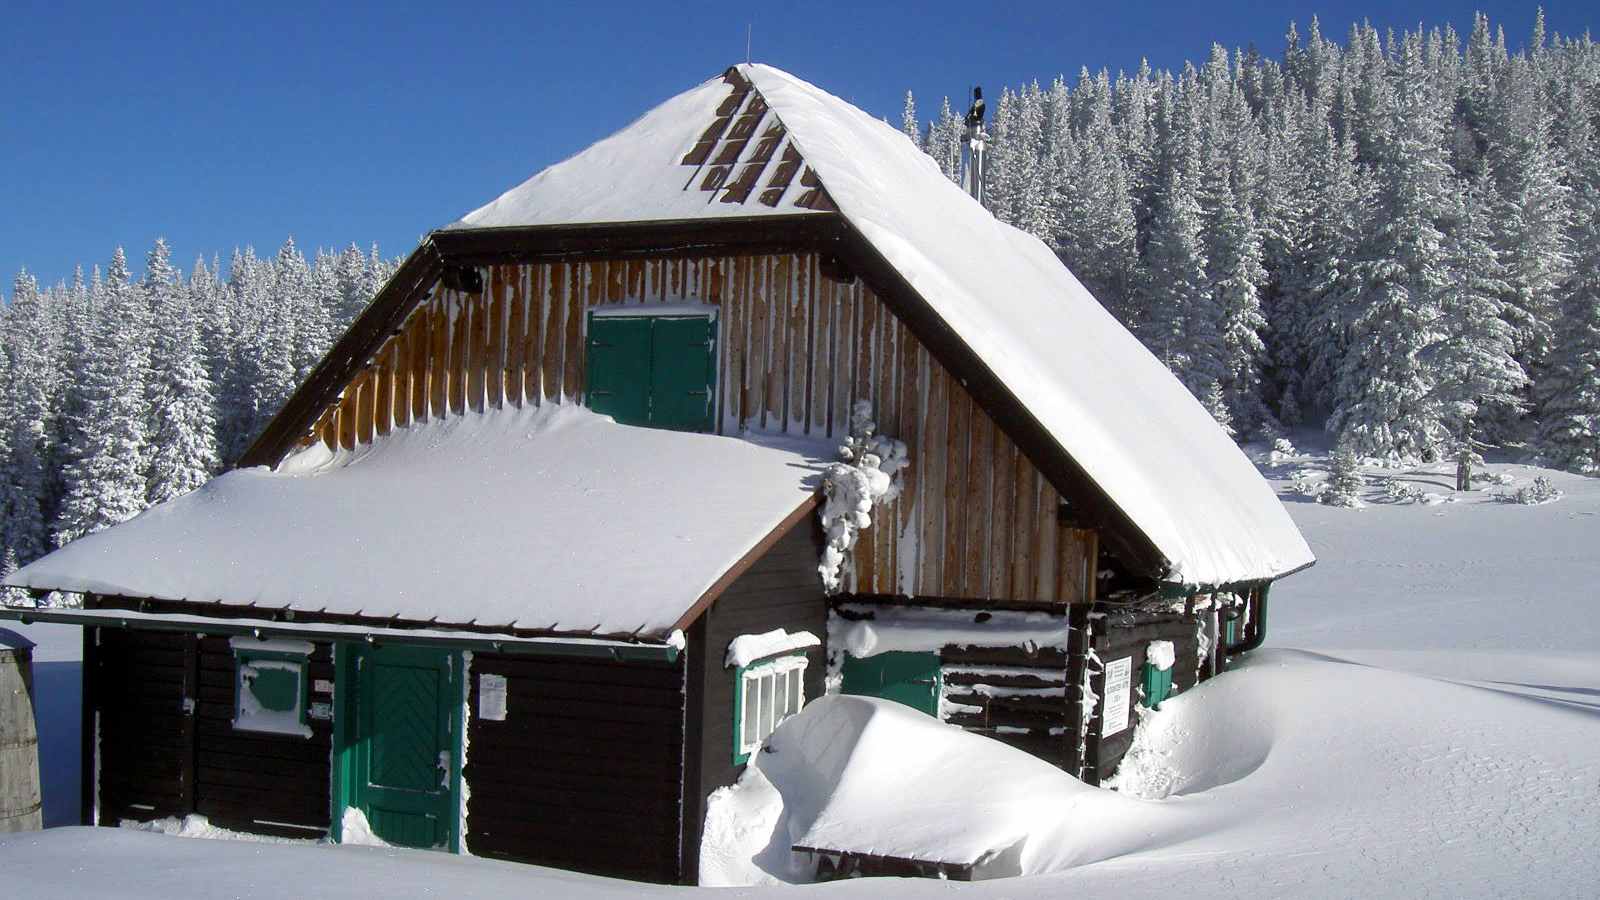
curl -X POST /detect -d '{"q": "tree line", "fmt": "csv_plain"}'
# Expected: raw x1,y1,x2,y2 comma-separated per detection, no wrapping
902,10,1600,471
0,239,394,590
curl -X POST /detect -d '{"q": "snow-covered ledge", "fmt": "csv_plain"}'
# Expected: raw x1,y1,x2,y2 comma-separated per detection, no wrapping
818,402,909,594
725,628,821,668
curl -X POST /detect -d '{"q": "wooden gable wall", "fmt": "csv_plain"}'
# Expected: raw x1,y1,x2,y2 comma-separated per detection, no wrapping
291,252,1094,605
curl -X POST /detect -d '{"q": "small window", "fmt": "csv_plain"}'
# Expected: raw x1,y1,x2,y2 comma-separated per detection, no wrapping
734,655,807,764
233,643,312,738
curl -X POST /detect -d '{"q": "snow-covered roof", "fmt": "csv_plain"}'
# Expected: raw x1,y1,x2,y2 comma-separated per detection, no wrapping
449,64,1313,586
6,406,827,638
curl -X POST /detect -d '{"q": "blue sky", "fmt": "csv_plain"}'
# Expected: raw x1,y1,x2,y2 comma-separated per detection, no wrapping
2,1,1590,292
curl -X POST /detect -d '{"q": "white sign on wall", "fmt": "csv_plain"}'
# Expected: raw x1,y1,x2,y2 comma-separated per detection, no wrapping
1101,656,1132,738
478,673,508,722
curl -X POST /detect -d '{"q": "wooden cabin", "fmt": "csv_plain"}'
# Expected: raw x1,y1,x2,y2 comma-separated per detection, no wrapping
2,64,1313,884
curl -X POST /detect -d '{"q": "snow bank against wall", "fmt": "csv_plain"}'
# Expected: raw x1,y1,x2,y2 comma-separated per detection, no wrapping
703,695,1151,880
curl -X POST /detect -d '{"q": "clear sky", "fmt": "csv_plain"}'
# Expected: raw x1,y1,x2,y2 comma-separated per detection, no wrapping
2,1,1591,292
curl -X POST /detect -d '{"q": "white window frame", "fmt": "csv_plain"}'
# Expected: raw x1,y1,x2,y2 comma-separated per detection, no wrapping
735,654,808,763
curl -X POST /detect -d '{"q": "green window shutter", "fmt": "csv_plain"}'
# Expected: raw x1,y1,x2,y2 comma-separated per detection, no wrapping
840,651,941,717
1140,662,1173,709
648,316,716,432
586,312,716,432
586,316,653,427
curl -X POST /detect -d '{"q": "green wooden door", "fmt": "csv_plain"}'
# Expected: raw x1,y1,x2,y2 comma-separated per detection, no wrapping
585,317,652,426
840,651,942,716
649,316,716,431
585,313,716,431
336,645,461,850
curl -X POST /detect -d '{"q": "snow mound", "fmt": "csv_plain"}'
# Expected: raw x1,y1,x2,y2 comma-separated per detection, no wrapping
712,695,1151,878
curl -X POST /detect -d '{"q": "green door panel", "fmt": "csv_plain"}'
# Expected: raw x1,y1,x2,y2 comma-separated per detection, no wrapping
586,317,652,427
335,645,461,851
840,651,941,716
649,316,716,432
1141,663,1173,709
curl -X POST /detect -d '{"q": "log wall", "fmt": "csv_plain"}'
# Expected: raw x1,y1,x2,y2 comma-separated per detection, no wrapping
87,628,334,838
294,253,1094,605
463,652,685,883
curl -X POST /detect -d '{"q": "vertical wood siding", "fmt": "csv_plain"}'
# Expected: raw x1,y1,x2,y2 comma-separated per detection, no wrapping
295,253,1093,604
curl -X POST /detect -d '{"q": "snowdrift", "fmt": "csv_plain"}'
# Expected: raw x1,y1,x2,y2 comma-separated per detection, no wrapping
703,695,1155,881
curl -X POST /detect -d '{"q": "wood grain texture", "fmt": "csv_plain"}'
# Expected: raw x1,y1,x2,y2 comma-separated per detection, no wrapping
288,252,1091,604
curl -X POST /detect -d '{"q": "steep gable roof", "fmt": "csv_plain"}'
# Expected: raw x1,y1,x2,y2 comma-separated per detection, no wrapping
447,64,1313,587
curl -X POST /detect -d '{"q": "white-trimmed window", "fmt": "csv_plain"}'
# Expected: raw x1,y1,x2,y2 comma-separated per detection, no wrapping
230,637,314,738
734,655,807,764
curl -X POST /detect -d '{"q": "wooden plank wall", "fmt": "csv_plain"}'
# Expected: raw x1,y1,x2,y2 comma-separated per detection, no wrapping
89,629,334,838
683,521,827,883
464,653,685,884
294,253,1093,605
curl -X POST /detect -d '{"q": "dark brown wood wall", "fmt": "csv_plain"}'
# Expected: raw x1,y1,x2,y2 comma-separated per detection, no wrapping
287,253,1095,606
1088,618,1201,782
463,652,686,884
683,520,827,884
87,628,333,838
194,636,333,835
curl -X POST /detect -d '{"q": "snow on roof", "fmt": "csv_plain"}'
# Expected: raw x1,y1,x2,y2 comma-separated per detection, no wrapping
444,64,1313,586
7,405,828,637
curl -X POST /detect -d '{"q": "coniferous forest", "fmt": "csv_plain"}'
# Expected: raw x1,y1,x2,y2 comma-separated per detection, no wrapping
2,11,1599,593
901,12,1600,470
0,239,395,596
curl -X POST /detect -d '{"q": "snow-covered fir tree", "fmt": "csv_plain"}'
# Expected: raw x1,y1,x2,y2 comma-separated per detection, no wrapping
54,248,152,544
0,236,395,571
144,247,220,505
896,11,1596,466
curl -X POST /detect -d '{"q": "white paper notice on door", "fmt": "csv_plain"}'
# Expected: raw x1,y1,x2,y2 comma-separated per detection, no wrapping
1101,656,1132,738
478,673,508,721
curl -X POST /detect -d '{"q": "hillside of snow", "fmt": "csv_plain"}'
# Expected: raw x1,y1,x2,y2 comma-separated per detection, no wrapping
3,448,1598,897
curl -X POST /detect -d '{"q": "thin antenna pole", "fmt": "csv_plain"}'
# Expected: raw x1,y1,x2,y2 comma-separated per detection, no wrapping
746,24,752,64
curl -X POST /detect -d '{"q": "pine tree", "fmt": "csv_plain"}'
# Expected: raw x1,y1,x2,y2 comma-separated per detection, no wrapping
55,249,151,544
1489,54,1571,384
1328,33,1451,464
1321,440,1366,507
0,269,57,566
1536,78,1600,473
145,249,220,504
900,90,920,145
1428,171,1526,439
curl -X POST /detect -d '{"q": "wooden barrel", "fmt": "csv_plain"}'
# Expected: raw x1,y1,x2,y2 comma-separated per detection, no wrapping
0,627,42,833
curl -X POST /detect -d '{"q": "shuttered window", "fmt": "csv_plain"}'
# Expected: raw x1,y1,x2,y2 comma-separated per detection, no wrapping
586,311,716,432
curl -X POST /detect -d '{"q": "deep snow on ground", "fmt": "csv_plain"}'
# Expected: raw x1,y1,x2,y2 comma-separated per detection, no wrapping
3,448,1598,898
